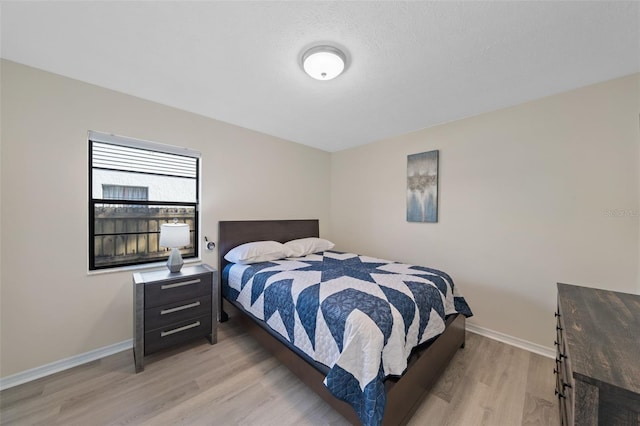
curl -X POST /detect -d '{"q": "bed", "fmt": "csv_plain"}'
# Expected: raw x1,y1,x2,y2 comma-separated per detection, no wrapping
218,219,472,425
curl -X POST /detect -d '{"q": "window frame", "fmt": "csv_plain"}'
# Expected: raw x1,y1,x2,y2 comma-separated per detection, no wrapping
88,131,201,271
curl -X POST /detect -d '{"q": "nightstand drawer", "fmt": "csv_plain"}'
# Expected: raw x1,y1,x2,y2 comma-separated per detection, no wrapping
144,314,212,355
144,274,212,308
145,295,212,331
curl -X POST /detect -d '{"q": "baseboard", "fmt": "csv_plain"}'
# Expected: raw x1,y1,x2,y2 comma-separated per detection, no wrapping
0,339,132,391
466,323,555,359
1,324,553,391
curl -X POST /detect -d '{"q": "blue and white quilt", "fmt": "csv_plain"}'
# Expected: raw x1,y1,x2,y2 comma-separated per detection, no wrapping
223,251,472,426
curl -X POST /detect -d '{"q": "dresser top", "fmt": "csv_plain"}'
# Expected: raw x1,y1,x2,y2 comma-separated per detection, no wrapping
557,283,640,395
134,264,215,284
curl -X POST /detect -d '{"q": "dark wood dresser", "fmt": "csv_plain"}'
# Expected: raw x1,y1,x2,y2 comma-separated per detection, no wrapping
555,283,640,425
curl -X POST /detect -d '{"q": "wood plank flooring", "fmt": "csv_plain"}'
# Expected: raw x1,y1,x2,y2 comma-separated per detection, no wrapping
1,314,560,426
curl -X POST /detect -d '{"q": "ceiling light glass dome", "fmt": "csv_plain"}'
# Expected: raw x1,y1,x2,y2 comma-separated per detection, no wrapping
302,46,346,81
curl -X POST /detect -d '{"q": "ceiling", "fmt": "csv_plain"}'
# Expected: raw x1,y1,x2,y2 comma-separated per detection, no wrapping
1,1,639,152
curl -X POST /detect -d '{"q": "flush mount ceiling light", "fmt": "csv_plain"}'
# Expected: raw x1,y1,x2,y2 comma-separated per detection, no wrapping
302,45,347,81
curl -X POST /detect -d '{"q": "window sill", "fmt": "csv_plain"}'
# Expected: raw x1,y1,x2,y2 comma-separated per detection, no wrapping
87,257,202,276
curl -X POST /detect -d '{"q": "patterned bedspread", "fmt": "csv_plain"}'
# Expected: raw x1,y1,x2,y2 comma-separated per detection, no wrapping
222,251,472,425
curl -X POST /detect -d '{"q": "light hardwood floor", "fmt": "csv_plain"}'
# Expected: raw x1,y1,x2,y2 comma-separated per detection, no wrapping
1,314,560,426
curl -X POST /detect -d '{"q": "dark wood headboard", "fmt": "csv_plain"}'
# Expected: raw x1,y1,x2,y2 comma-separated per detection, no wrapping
218,219,320,272
217,219,319,320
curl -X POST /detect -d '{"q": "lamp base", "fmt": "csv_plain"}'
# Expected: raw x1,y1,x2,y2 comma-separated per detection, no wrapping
166,248,184,273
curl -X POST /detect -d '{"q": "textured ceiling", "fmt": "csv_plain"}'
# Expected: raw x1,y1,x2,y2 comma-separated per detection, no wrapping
1,1,639,152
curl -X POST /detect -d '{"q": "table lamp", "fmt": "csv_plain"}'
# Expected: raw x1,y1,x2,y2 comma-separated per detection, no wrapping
159,220,190,273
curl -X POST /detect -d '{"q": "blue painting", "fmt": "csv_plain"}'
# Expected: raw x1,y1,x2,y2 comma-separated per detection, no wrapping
407,150,439,222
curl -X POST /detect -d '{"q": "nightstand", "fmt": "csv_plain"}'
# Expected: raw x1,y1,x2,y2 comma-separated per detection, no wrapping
133,264,218,373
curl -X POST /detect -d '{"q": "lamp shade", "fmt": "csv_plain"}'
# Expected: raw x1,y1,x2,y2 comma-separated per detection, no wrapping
159,223,190,248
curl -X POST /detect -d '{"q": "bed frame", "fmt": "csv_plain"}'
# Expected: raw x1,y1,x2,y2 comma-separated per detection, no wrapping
218,219,465,425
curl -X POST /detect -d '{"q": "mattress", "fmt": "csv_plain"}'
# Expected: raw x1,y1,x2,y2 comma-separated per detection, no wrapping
222,250,472,426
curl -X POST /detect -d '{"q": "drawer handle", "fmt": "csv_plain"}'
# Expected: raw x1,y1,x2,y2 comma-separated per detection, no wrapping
160,321,200,337
554,389,567,399
556,326,563,331
161,279,201,290
160,301,201,315
555,312,561,318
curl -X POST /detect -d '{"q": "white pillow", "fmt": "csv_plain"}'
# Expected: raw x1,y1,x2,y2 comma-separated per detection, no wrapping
224,241,290,264
284,237,335,257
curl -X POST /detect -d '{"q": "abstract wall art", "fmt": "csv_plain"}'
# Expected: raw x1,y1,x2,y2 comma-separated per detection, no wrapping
407,150,439,223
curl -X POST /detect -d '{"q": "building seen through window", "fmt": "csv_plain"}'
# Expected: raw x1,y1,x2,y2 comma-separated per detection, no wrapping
102,185,149,201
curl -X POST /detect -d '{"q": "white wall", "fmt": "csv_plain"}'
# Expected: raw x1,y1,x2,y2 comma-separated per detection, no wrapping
0,60,331,377
330,74,640,350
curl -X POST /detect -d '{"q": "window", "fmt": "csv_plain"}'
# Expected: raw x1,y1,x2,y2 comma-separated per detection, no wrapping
102,185,149,201
89,131,200,270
